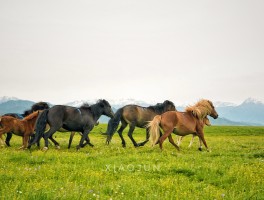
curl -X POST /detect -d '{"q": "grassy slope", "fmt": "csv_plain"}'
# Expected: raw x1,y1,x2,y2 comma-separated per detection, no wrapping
0,125,263,200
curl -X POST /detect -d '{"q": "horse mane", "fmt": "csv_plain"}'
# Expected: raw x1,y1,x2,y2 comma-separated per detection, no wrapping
89,99,110,116
23,102,50,116
148,100,175,114
23,111,39,120
185,99,214,119
79,103,90,109
79,100,110,116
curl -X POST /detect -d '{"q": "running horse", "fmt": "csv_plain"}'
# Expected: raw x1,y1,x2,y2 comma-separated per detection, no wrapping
105,100,176,147
176,116,211,151
29,99,114,151
0,111,40,149
3,101,50,146
147,99,218,151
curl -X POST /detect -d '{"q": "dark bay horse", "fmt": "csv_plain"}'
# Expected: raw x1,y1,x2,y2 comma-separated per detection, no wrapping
3,102,50,146
0,111,40,149
105,100,176,147
147,99,218,151
29,99,114,151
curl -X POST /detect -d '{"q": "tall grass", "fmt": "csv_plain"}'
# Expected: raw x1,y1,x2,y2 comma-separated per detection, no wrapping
0,125,263,199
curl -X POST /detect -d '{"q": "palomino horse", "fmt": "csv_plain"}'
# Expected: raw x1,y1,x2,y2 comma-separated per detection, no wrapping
105,100,176,147
147,99,218,151
176,117,211,151
0,111,40,149
29,99,114,151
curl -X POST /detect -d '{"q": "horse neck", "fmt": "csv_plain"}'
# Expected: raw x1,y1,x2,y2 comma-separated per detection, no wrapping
23,115,38,127
89,105,103,121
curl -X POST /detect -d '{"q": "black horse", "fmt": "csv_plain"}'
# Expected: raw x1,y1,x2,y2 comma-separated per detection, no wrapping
3,102,49,146
29,99,114,150
105,100,176,147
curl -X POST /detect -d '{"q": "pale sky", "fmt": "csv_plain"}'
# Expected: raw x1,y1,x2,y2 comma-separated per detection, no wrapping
0,0,264,105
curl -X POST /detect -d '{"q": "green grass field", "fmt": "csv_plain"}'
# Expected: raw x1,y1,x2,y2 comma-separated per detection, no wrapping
0,125,263,200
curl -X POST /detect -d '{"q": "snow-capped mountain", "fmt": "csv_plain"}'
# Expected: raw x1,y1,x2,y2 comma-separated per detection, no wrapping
65,98,151,108
1,96,264,125
0,96,19,104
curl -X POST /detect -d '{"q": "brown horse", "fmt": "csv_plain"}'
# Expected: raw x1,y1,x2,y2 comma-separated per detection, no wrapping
0,111,40,149
176,117,211,151
105,100,176,147
147,99,218,151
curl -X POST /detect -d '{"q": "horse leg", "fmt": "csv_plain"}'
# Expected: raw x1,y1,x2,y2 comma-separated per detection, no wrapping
158,129,174,150
198,137,203,151
188,135,195,148
20,134,30,150
168,135,180,150
48,135,60,149
177,136,183,146
68,132,75,149
5,132,12,147
76,126,92,150
0,128,8,147
42,126,60,151
138,128,150,146
117,120,127,147
196,131,209,151
83,135,94,147
127,124,138,147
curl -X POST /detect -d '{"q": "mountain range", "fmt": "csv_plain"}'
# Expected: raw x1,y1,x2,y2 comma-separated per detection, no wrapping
0,96,263,126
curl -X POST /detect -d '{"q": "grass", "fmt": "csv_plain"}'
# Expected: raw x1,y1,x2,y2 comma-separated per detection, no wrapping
0,125,263,200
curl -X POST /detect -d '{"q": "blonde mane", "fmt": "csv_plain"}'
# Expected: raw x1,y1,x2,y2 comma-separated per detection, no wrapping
185,99,214,119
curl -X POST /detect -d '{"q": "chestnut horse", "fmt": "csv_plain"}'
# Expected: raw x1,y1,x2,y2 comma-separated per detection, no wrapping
3,101,50,146
147,99,218,151
176,117,211,151
0,111,40,149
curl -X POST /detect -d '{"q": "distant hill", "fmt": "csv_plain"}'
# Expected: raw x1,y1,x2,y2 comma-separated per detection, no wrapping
216,98,264,125
0,96,264,125
0,99,35,115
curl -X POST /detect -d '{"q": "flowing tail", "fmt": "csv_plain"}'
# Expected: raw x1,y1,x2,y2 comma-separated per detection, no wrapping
30,109,49,145
147,115,162,146
105,108,123,144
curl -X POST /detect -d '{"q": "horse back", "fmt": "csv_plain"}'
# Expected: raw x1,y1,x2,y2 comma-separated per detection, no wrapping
47,105,90,131
122,105,157,127
161,111,197,135
0,116,26,135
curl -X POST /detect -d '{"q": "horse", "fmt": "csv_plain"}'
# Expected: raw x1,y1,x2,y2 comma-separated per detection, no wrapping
105,100,176,147
3,101,50,146
0,111,40,149
147,99,218,151
29,99,114,151
176,116,211,151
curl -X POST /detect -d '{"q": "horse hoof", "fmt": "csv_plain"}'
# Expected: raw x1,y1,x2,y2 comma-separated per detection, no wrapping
198,147,202,151
55,145,60,150
43,147,48,151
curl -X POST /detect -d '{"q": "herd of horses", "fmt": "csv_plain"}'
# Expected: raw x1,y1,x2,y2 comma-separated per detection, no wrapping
0,99,218,151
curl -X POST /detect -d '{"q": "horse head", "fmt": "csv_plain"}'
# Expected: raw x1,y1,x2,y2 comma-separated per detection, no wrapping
207,100,218,119
186,99,218,120
163,100,176,112
98,99,114,118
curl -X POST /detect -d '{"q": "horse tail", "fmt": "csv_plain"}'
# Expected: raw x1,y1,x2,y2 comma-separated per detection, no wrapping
30,109,49,145
147,115,162,146
105,108,123,143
